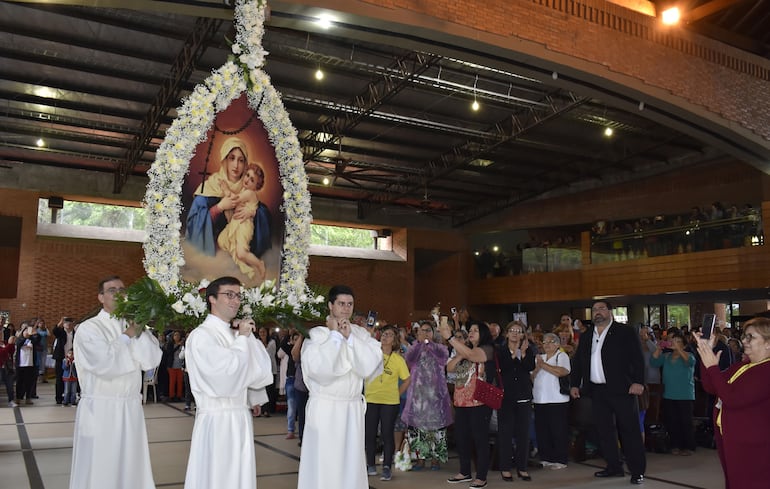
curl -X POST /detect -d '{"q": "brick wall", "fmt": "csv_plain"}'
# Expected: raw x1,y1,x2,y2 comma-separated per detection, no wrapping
327,0,770,151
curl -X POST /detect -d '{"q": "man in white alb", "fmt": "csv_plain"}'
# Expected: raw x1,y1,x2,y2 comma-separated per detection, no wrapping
184,276,273,489
297,285,383,489
71,275,162,489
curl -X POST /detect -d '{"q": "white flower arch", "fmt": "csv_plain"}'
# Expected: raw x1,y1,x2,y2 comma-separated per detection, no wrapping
142,0,312,307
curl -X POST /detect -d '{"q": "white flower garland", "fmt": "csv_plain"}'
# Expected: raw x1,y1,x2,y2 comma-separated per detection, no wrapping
141,0,317,321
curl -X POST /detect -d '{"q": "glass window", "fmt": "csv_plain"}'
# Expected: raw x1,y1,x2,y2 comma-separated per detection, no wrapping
310,224,377,249
38,198,146,230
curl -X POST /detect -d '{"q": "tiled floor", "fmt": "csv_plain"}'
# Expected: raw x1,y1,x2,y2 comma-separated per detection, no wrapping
1,382,724,489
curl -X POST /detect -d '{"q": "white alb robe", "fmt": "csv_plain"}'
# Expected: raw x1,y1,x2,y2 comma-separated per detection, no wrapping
184,314,273,489
297,324,383,489
71,309,162,489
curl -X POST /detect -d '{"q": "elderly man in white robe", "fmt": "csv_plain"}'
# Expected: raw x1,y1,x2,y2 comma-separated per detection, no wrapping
71,275,162,489
297,285,383,489
184,276,273,489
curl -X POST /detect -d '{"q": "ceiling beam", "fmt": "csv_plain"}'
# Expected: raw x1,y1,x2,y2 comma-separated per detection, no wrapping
302,51,441,162
114,16,223,193
685,0,743,22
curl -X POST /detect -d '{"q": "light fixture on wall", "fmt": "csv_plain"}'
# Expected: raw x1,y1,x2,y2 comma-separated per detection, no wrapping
660,6,681,25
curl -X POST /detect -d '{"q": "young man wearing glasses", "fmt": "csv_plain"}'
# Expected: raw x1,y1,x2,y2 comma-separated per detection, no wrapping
184,276,273,489
70,275,162,489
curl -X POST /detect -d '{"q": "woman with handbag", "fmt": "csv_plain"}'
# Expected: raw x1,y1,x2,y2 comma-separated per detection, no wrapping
532,332,571,470
441,320,495,489
496,321,537,482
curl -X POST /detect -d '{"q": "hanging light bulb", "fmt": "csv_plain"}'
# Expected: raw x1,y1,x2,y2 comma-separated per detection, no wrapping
471,74,480,112
603,127,614,137
322,177,330,186
315,67,324,81
36,138,45,147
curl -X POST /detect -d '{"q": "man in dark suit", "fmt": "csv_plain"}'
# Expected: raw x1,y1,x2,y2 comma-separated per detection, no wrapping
570,300,646,485
52,317,76,405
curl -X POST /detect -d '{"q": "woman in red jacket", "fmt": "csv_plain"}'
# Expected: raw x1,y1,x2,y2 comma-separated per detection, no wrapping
696,317,770,489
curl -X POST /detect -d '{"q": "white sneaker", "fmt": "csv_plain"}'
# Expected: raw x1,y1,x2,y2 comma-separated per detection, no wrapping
540,461,554,467
8,401,18,408
549,463,567,470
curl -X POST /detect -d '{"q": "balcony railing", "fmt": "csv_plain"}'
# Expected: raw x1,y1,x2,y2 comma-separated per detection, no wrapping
591,214,762,264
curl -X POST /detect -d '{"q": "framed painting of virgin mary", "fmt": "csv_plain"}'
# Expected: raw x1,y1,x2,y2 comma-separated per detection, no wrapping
180,94,284,288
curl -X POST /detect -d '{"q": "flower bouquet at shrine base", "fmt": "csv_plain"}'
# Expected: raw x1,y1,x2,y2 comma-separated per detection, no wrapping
113,276,327,333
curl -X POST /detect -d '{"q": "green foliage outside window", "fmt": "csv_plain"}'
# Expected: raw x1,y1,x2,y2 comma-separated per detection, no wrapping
310,224,374,249
38,199,146,230
667,304,691,328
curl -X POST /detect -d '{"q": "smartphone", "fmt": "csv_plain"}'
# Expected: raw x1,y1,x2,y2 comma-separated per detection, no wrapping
440,315,448,328
450,307,457,315
701,313,716,340
366,310,377,327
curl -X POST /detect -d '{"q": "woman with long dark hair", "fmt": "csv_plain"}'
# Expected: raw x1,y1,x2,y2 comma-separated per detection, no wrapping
440,320,495,489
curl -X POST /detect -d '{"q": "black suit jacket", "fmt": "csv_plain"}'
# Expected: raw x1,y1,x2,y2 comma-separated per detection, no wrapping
570,321,645,396
52,326,74,360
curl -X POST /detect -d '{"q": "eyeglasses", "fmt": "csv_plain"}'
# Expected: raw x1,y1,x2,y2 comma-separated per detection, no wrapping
218,291,243,301
543,340,557,344
742,333,758,343
103,287,126,295
508,330,523,334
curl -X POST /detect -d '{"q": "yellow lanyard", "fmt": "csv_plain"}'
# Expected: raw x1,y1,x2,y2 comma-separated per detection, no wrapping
716,358,770,434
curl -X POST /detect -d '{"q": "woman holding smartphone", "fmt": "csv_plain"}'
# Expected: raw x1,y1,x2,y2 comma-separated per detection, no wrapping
696,317,770,489
441,319,495,489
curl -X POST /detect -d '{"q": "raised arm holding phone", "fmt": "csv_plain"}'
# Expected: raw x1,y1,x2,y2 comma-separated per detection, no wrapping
695,318,770,489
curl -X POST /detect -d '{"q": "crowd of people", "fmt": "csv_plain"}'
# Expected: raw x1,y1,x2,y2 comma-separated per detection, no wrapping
3,286,769,489
591,202,762,258
473,202,763,277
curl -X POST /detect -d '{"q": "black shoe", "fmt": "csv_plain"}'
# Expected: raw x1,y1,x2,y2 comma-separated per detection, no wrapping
631,474,645,484
447,475,473,483
595,469,625,478
517,470,532,481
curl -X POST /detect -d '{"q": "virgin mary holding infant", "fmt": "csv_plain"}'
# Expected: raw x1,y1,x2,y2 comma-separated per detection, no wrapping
185,137,271,278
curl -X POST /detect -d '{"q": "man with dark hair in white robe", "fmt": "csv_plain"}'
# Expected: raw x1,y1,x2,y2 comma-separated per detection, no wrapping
297,285,383,489
71,275,162,489
184,276,273,489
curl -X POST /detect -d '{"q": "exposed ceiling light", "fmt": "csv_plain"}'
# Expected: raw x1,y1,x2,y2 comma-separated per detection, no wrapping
470,158,494,167
661,7,680,25
315,68,324,80
471,99,480,111
322,177,330,186
36,138,45,147
603,127,614,137
316,14,334,29
33,86,57,99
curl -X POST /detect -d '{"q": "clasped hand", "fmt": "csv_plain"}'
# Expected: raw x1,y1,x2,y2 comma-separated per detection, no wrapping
327,316,351,339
